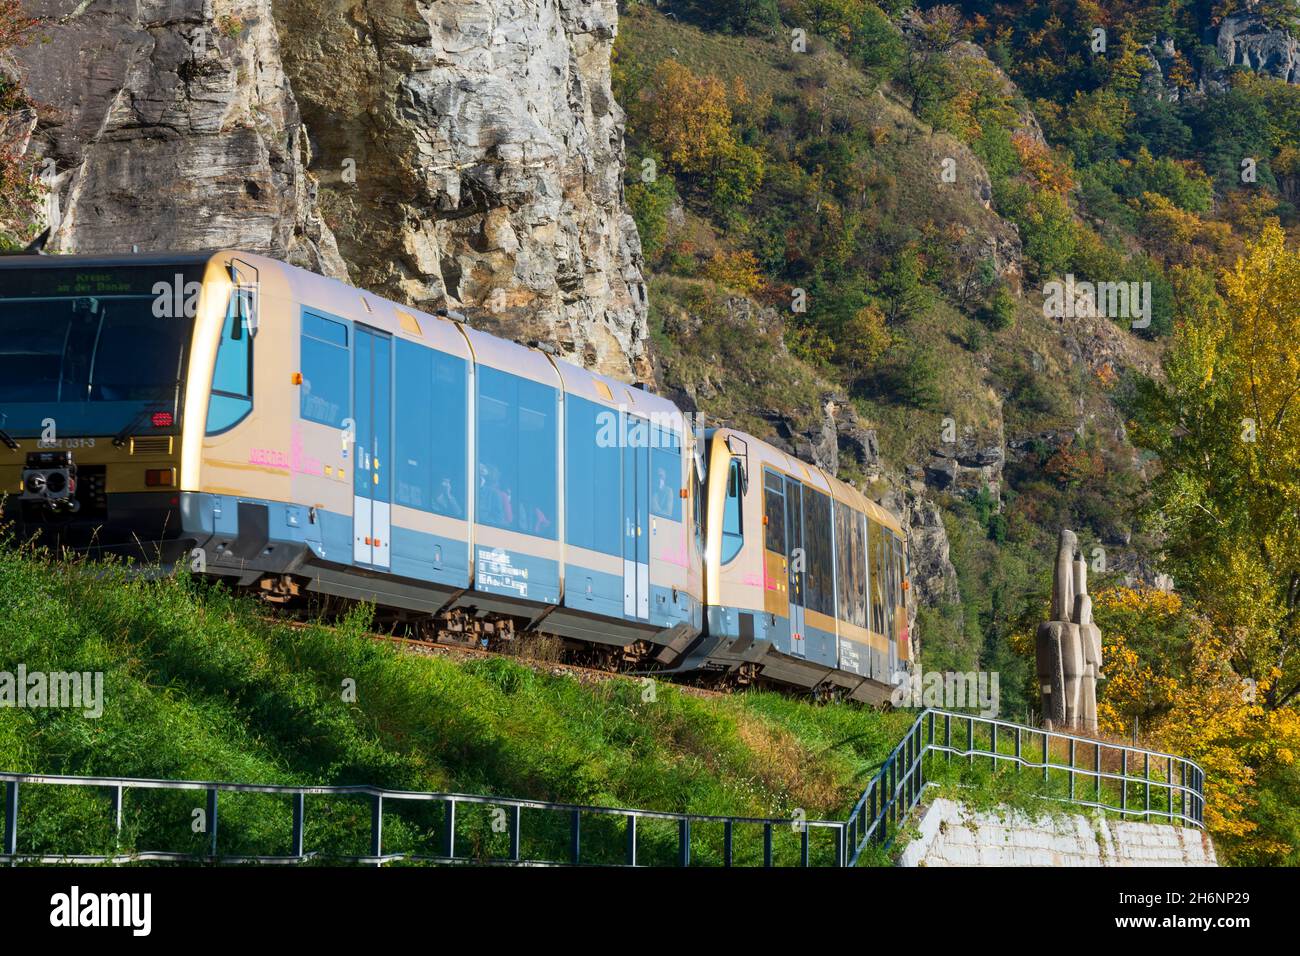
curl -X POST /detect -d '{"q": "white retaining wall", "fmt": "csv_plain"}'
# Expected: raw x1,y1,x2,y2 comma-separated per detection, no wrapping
899,798,1217,867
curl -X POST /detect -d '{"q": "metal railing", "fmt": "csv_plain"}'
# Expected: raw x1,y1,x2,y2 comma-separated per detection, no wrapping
843,709,1205,866
0,772,848,867
1,709,1205,867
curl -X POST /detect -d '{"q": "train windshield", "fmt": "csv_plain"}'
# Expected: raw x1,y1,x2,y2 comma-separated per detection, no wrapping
0,264,201,438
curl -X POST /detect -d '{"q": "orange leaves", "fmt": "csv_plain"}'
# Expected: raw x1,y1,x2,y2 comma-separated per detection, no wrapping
1011,132,1075,195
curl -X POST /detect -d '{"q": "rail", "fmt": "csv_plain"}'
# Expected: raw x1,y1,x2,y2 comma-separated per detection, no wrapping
843,709,1205,865
0,710,1204,867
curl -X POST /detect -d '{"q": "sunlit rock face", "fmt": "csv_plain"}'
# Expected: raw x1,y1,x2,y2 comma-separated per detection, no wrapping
272,0,649,379
16,0,346,278
17,0,649,379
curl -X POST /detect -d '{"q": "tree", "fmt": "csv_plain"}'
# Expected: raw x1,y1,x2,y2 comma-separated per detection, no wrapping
1132,222,1300,712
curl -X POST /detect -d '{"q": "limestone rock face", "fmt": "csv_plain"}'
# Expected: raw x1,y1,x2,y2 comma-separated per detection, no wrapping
272,0,649,379
1215,12,1300,84
15,0,648,379
15,0,346,277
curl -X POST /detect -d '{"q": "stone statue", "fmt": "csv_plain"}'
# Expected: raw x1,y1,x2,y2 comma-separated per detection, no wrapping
1036,529,1101,732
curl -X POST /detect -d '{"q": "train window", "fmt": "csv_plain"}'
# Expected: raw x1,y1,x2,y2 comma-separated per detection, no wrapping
476,366,557,540
868,519,885,634
836,503,867,627
300,311,349,428
206,290,254,434
395,340,467,519
763,469,785,553
566,396,621,555
801,489,834,617
721,457,743,563
692,460,705,558
854,511,868,629
650,423,682,521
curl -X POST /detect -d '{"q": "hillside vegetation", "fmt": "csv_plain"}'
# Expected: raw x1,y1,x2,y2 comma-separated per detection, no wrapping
0,539,914,863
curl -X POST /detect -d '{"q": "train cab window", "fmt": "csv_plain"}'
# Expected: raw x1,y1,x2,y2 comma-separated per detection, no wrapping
205,288,254,434
721,457,744,563
650,423,682,521
763,469,785,553
300,311,350,428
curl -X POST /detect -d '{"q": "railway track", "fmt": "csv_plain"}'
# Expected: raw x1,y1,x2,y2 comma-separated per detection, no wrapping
266,612,729,700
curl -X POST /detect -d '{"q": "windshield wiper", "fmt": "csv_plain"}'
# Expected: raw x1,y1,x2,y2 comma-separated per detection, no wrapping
0,410,17,450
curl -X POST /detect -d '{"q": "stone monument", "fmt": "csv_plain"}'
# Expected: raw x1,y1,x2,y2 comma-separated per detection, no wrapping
1036,529,1102,732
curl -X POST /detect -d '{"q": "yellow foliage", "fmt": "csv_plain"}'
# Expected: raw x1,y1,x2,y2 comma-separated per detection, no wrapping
700,249,765,296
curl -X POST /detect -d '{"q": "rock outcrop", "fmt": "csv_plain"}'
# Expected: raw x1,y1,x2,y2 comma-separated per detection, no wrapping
272,0,649,379
14,0,649,379
1215,12,1300,85
16,0,345,277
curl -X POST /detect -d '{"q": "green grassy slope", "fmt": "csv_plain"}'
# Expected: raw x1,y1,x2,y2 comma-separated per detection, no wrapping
0,541,915,862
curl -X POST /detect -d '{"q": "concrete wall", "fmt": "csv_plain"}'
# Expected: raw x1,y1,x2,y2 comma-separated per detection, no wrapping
899,798,1217,867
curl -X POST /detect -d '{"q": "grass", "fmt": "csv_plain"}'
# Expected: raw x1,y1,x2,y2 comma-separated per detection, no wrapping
0,538,915,864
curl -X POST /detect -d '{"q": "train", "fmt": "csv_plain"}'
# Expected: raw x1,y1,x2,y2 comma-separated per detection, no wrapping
0,251,911,702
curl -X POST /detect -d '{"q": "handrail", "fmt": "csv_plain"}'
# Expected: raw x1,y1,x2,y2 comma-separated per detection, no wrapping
0,709,1205,867
843,709,1206,866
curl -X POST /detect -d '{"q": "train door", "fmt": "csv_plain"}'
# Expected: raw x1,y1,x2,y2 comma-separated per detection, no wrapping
352,326,392,569
623,413,650,619
784,475,807,657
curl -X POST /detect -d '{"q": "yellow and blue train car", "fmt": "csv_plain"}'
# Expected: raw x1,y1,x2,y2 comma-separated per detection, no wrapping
0,251,907,698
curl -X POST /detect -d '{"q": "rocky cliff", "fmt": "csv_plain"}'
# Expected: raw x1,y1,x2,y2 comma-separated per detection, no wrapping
17,0,345,277
16,0,649,378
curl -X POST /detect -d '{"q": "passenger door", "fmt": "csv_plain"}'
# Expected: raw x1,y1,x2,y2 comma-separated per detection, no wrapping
623,413,649,619
784,475,807,658
352,326,392,569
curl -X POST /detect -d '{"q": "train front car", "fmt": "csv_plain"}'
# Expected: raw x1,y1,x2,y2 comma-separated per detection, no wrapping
0,253,227,561
692,427,910,703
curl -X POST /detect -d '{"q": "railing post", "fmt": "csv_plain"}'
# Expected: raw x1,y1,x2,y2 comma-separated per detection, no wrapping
1043,731,1050,784
991,723,998,773
763,823,773,866
570,809,581,865
371,793,384,861
1095,745,1102,803
206,787,219,859
1167,756,1174,822
967,718,974,767
1068,738,1076,801
111,785,124,843
1180,762,1187,823
1121,750,1128,816
291,791,305,858
799,825,810,867
835,824,845,868
441,798,454,859
3,781,16,857
945,714,952,763
1144,752,1151,820
626,814,637,867
678,818,690,867
723,820,733,867
510,805,521,862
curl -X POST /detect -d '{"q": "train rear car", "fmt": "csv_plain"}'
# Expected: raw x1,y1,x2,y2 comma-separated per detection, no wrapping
688,427,910,702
